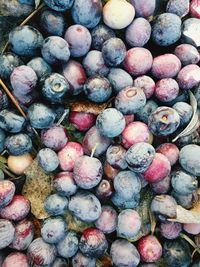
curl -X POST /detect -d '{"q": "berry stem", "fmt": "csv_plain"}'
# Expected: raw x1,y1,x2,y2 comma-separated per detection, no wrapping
90,143,99,158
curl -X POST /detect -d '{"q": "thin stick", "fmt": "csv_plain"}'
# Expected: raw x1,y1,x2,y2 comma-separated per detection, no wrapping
1,3,45,53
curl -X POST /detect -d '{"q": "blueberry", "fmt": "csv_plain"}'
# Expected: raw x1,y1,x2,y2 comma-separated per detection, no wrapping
126,142,155,173
154,78,179,103
41,36,70,65
133,75,155,99
177,64,200,90
152,13,181,46
5,133,32,156
182,18,200,47
41,73,70,103
91,24,116,51
107,68,133,93
111,192,140,209
151,175,171,194
148,106,180,137
51,257,69,267
27,103,55,129
172,102,192,127
41,217,67,244
115,86,146,115
174,44,200,66
166,0,189,17
83,50,109,77
0,129,6,153
40,10,66,36
18,0,34,4
130,0,156,17
79,228,108,258
136,100,158,124
0,109,25,133
102,37,126,67
27,57,52,79
111,239,140,267
68,191,101,222
95,205,117,234
37,148,59,172
2,252,29,267
0,52,23,80
117,209,141,239
27,237,57,266
171,190,197,209
72,251,96,267
64,24,92,57
0,90,8,111
160,221,182,240
71,0,102,29
0,219,15,249
57,231,79,258
0,180,15,208
84,75,112,103
95,179,113,199
43,0,74,11
53,172,77,197
179,144,200,176
96,108,126,138
194,84,200,108
44,194,68,216
9,25,44,57
163,239,191,267
106,145,128,170
114,171,142,200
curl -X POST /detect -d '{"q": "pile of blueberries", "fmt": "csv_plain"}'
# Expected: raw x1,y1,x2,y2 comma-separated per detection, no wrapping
1,0,200,266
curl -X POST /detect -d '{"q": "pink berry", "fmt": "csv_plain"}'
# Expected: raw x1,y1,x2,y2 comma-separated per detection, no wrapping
2,252,29,267
0,219,15,249
9,219,34,250
174,44,200,65
160,221,182,239
190,0,200,18
151,175,171,194
154,78,179,102
137,235,162,263
183,223,200,235
176,64,200,90
69,111,96,131
58,142,84,171
151,54,181,79
124,48,153,76
95,205,117,234
156,143,179,166
142,153,171,183
124,114,135,125
0,180,15,208
104,161,120,180
122,121,151,149
133,75,155,99
0,195,30,221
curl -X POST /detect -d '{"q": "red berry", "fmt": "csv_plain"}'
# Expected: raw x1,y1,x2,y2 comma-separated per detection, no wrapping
69,111,96,131
156,143,179,166
2,252,29,267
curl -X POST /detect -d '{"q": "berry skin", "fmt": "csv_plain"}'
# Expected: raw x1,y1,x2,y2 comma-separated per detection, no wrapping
41,36,70,65
95,179,113,199
172,190,197,209
124,47,153,76
122,121,151,149
182,18,200,47
106,145,128,170
130,0,156,17
27,57,52,79
173,102,193,127
0,219,15,249
102,37,126,67
5,133,32,156
51,257,69,267
126,142,155,173
112,192,140,210
177,64,200,90
0,195,30,221
115,86,146,115
137,235,162,263
0,52,23,80
0,180,15,208
2,252,29,267
174,44,200,65
37,148,59,172
96,108,126,138
160,221,182,239
0,109,25,133
156,143,179,166
166,0,189,18
68,191,101,223
154,78,179,102
41,125,68,151
27,237,57,266
152,13,181,46
69,111,96,132
9,25,44,57
117,209,141,239
79,228,108,258
58,142,84,171
95,205,117,234
43,0,74,11
44,194,68,216
84,75,112,103
0,90,8,111
72,251,96,267
183,223,200,235
108,68,133,93
111,239,140,267
133,75,155,99
41,217,67,244
9,219,34,250
7,153,33,176
57,231,79,258
151,175,171,194
104,161,120,180
73,155,103,189
53,172,77,197
136,100,158,124
151,54,181,79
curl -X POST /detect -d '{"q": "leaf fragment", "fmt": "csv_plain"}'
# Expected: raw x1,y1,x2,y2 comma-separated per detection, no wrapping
70,100,112,115
168,205,200,224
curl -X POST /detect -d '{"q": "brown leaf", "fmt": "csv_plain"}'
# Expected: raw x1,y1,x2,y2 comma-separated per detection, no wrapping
22,159,52,220
70,100,112,115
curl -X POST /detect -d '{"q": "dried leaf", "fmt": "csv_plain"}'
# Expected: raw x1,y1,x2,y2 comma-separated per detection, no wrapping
173,91,200,142
35,0,41,9
97,255,112,267
70,100,112,115
22,159,52,220
168,205,200,224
